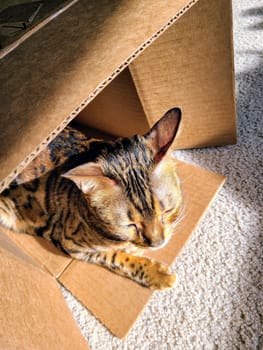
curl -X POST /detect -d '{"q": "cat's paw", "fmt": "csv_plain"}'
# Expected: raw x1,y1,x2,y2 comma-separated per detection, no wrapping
146,262,176,290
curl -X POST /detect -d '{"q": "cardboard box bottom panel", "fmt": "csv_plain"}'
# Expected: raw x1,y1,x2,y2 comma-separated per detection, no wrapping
1,151,225,339
0,233,90,350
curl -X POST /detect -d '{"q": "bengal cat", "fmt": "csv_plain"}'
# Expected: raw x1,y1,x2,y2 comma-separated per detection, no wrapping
0,108,182,289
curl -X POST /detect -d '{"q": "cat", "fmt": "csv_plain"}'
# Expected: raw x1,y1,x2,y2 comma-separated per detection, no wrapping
0,108,182,290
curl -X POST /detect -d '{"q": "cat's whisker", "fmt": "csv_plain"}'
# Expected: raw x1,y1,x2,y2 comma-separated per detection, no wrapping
172,199,188,231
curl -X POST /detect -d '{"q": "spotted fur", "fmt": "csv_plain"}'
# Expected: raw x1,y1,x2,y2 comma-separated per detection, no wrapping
0,108,182,289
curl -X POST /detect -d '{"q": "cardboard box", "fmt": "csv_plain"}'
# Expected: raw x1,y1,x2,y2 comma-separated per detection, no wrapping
0,0,234,346
0,0,235,191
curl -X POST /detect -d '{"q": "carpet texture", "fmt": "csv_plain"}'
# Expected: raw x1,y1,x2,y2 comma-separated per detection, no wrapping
62,1,263,348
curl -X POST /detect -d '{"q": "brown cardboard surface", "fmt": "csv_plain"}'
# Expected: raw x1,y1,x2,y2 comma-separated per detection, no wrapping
130,0,236,149
0,247,89,350
4,229,72,278
0,227,40,269
59,160,225,338
60,259,152,339
0,0,197,191
75,68,149,137
0,1,77,56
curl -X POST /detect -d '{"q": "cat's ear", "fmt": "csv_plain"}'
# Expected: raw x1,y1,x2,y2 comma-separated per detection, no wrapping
61,162,115,193
144,107,181,162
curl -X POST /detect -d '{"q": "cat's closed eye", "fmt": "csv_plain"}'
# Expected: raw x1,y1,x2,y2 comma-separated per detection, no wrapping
126,223,143,239
127,223,140,233
161,208,173,224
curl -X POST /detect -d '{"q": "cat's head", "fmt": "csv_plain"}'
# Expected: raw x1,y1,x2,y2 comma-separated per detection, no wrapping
62,108,182,249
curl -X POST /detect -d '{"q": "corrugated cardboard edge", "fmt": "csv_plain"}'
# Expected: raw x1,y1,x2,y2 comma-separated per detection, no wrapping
0,0,198,192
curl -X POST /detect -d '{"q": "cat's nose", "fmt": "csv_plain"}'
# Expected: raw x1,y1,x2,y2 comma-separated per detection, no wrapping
145,219,165,248
148,238,165,248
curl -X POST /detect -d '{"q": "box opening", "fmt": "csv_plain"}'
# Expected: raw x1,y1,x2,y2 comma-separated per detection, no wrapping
75,68,149,138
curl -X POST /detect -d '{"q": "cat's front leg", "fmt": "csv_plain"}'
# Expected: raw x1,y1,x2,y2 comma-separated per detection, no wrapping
72,250,176,290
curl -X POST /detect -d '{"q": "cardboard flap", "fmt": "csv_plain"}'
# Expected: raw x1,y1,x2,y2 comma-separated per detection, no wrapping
59,160,225,338
0,227,40,269
4,230,72,278
0,1,77,55
130,0,236,149
0,0,198,191
60,260,152,339
0,247,89,350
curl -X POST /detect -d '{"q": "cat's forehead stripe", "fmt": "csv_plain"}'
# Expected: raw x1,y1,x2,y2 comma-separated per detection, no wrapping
127,167,154,216
99,136,155,217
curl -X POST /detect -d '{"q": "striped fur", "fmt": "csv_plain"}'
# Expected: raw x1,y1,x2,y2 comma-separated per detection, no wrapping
0,108,182,289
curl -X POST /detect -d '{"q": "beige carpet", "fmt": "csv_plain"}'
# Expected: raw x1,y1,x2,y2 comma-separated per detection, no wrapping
62,1,263,348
